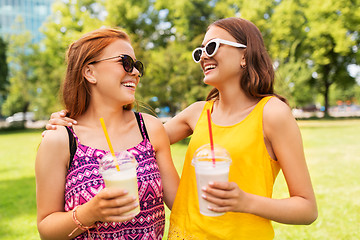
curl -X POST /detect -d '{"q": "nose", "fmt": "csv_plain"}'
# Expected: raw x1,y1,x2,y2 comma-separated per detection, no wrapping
200,49,208,61
130,66,141,78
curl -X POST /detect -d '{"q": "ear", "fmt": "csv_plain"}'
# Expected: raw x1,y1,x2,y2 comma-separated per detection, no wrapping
83,65,97,84
240,54,247,69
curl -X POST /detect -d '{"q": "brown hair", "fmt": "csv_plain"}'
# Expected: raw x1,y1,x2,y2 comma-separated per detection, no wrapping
62,28,132,118
206,17,287,103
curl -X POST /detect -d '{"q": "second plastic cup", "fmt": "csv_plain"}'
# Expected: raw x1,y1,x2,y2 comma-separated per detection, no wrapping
192,144,232,217
99,151,140,216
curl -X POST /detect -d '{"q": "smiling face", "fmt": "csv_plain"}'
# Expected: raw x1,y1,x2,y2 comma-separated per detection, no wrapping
199,26,246,89
85,39,141,106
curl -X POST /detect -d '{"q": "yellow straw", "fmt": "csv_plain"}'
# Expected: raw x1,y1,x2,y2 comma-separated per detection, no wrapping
100,118,120,171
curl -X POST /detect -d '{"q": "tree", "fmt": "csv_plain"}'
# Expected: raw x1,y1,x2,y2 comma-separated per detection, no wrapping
269,0,360,116
33,0,103,119
1,25,35,127
0,36,9,116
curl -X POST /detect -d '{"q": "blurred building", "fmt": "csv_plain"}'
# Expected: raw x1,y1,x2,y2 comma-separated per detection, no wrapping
0,0,55,43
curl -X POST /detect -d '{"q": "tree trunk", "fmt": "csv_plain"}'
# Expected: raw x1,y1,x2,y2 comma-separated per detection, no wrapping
323,65,331,118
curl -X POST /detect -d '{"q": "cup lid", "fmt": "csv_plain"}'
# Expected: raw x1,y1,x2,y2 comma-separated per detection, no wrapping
99,151,137,172
192,143,231,164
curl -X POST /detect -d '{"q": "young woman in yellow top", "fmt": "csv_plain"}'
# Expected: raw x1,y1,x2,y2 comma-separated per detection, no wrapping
46,17,317,239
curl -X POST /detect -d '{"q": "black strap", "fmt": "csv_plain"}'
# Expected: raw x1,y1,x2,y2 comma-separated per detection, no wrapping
134,112,150,140
65,126,77,167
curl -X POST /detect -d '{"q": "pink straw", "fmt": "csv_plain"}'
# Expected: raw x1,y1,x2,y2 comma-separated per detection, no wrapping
206,109,216,165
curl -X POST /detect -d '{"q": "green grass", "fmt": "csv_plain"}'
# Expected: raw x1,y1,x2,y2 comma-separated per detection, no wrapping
272,119,360,239
1,119,359,239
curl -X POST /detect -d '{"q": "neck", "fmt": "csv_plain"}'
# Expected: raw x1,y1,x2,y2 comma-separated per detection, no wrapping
76,99,129,129
215,87,257,114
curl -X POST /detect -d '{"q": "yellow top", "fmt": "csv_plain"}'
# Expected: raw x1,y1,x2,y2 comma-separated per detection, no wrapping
168,97,280,240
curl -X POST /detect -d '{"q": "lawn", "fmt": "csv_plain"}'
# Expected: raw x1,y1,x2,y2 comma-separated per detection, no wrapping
0,119,359,239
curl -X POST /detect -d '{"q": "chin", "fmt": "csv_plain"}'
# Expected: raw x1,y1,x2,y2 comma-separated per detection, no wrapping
203,77,216,86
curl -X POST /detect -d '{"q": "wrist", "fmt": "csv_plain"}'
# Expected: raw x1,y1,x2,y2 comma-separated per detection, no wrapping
76,204,97,226
241,191,254,214
68,205,98,238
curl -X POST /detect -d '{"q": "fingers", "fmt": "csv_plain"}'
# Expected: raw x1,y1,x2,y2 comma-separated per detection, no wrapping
49,117,77,126
201,182,240,212
46,117,77,130
45,123,57,131
46,110,76,130
94,188,140,222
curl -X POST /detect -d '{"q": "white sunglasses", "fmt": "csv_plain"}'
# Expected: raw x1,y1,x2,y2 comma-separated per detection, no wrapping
192,38,247,63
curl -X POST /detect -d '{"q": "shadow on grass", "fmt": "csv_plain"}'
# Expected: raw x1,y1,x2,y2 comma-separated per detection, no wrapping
0,128,43,135
296,115,360,121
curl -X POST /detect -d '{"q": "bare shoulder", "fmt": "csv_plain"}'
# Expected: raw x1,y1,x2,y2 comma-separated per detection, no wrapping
174,101,206,123
139,112,166,138
40,126,69,148
36,126,69,170
263,97,293,126
140,113,169,150
140,112,164,129
183,101,206,114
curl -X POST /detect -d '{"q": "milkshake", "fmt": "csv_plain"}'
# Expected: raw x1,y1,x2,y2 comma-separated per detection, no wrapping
192,144,232,216
99,151,140,216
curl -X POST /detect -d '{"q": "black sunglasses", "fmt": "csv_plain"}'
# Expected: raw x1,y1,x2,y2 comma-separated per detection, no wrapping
89,54,144,77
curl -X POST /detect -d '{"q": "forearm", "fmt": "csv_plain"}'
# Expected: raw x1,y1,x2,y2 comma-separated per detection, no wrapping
162,174,180,210
38,205,96,240
245,193,318,225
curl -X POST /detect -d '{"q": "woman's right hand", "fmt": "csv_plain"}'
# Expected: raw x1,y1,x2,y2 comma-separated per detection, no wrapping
42,110,77,137
81,187,139,225
46,110,77,130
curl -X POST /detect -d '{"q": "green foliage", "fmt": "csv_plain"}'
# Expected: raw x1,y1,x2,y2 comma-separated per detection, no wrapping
0,36,8,95
269,0,360,114
0,36,9,117
136,39,210,115
20,0,360,119
1,18,36,120
33,0,103,119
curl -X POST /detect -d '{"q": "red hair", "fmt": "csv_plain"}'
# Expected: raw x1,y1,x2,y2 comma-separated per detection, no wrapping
62,28,132,118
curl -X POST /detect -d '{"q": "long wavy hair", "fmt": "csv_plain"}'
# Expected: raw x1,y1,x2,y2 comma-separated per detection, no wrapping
62,28,133,119
206,17,287,103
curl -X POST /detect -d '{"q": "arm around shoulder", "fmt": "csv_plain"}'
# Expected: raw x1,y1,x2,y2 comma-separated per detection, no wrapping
164,101,206,144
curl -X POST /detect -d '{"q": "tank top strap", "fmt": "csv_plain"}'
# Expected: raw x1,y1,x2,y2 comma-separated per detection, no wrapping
256,96,273,109
134,112,150,140
66,126,80,143
65,126,79,168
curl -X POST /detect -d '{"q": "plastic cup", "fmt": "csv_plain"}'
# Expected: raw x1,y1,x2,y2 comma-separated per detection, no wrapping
99,151,140,216
192,144,232,216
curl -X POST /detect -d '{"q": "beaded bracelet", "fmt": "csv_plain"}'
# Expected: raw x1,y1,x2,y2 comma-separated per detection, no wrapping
68,206,103,240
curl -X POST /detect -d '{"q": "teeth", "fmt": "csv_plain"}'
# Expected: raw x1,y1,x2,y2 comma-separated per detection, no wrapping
205,65,216,71
122,82,136,87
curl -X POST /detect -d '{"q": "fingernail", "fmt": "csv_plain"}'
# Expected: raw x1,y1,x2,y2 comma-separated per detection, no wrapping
202,194,207,199
68,122,72,126
209,181,214,186
202,186,207,191
51,125,56,129
73,120,77,124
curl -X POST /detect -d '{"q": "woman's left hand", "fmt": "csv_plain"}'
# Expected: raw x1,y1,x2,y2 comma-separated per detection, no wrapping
201,181,248,213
